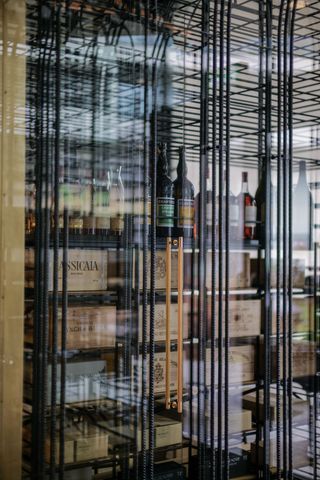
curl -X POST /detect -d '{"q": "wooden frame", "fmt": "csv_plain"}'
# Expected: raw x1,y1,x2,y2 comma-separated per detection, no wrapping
0,1,25,478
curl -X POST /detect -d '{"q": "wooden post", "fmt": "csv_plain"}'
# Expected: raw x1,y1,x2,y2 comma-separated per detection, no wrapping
0,1,25,479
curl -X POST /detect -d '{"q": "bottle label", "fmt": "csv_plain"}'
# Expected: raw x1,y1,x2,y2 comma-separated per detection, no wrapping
245,205,257,226
230,204,239,227
157,197,174,227
178,199,194,228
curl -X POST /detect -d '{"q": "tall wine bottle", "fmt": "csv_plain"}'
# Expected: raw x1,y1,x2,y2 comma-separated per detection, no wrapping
293,161,313,250
93,172,111,235
109,166,125,236
216,170,239,240
255,163,266,243
173,146,195,237
156,143,174,237
238,171,256,240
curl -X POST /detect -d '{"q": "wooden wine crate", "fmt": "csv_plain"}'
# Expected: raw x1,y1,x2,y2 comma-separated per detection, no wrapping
136,351,178,395
100,414,182,451
269,295,314,334
25,248,108,292
186,344,256,387
208,345,256,385
25,305,117,350
185,297,261,339
136,250,178,290
138,303,179,342
250,257,305,289
260,337,316,379
185,252,251,290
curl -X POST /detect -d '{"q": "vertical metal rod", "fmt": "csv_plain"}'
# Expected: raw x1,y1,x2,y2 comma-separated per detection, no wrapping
313,243,318,480
32,11,51,475
149,3,158,477
288,1,298,478
257,3,265,476
283,2,290,476
50,3,61,478
218,0,225,477
177,237,184,414
59,14,71,476
263,0,273,478
276,2,285,477
211,0,219,476
166,238,172,409
224,1,232,478
142,1,150,478
199,0,210,477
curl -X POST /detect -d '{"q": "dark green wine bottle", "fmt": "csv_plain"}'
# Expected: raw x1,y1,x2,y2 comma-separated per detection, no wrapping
173,146,195,237
156,143,174,237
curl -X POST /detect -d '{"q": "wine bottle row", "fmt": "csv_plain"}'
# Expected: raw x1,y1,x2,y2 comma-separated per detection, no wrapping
25,149,313,248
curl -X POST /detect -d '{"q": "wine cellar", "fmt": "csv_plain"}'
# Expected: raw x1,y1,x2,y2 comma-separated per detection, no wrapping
1,0,320,479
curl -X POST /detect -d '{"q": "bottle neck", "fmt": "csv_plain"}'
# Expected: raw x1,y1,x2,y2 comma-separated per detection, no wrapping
241,181,249,193
298,162,307,185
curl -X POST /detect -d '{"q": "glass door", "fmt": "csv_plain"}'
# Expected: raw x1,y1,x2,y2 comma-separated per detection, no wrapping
0,0,320,479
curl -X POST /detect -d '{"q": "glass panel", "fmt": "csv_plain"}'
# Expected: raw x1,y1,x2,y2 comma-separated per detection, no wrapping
0,0,320,479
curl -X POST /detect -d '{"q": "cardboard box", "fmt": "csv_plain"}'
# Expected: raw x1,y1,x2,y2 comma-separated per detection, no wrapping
25,248,108,292
25,305,117,349
251,257,305,289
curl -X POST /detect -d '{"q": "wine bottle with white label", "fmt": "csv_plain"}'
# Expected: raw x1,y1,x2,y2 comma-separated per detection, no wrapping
156,143,174,237
293,161,313,250
173,146,195,237
238,171,256,240
109,166,125,236
216,170,239,240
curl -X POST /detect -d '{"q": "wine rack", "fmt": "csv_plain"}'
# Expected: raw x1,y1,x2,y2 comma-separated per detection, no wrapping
0,0,316,479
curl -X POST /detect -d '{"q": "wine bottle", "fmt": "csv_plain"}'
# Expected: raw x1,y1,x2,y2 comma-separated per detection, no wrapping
173,146,195,237
216,171,239,240
156,143,174,237
82,176,95,234
109,166,125,236
66,167,84,234
195,187,213,239
238,171,256,240
293,161,313,250
25,182,36,234
93,172,111,235
255,163,266,243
